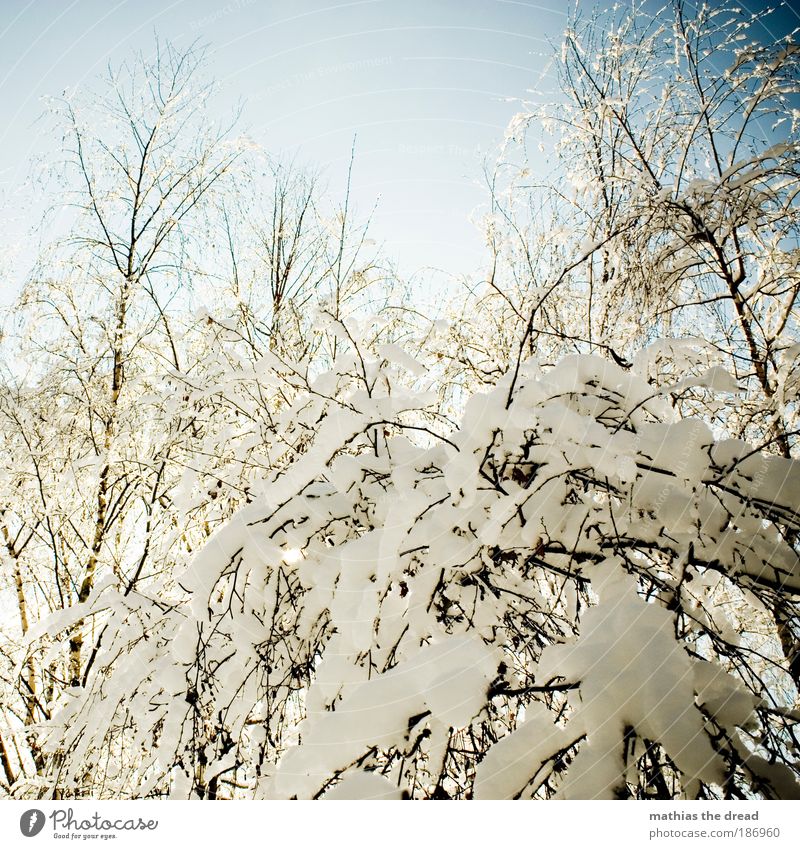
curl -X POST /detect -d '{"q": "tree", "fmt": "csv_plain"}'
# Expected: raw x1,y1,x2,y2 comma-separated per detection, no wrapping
0,40,242,791
483,0,799,439
472,0,800,691
0,41,398,798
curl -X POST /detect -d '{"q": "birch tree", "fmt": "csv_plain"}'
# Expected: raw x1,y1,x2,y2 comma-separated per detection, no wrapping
0,41,241,789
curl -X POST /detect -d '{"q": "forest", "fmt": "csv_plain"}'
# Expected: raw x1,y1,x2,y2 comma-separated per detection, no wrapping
1,1,799,800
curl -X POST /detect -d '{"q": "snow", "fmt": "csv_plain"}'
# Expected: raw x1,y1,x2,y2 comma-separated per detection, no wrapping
536,560,725,799
321,771,403,800
474,703,574,799
274,634,498,799
18,338,800,801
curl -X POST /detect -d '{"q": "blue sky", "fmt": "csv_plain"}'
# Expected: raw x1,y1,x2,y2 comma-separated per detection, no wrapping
0,0,797,298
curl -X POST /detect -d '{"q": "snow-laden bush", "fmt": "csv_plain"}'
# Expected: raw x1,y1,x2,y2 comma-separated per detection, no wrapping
33,343,800,800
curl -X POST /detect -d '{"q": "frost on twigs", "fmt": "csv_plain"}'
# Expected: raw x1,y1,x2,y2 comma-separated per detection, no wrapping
38,345,800,800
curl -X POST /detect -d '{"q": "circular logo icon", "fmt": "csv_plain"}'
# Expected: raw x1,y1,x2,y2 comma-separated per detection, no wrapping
20,810,46,837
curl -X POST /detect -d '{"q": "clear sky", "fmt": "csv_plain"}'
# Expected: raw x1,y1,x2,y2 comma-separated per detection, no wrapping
0,0,797,300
